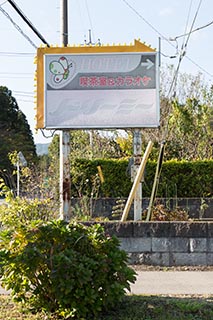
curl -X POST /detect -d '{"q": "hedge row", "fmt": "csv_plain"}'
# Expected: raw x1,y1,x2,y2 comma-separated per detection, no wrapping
71,159,213,198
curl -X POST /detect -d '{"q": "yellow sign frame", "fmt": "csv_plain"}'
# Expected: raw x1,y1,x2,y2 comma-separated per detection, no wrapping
35,39,155,129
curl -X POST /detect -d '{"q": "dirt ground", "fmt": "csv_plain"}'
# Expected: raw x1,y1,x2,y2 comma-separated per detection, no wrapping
131,264,213,272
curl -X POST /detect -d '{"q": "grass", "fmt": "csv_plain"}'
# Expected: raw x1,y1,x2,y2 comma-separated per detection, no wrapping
0,295,213,320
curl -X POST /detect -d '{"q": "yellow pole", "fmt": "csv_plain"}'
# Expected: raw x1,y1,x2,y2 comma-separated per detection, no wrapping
121,141,153,222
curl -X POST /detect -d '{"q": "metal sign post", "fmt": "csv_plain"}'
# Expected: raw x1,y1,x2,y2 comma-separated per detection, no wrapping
59,0,71,221
16,151,27,197
132,129,143,221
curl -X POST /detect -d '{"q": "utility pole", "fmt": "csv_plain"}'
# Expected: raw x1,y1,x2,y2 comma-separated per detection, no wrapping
59,0,71,220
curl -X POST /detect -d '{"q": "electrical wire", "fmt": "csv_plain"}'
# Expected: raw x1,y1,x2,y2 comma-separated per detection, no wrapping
16,99,34,103
40,128,56,139
163,0,204,141
121,0,170,43
0,51,34,56
170,20,213,41
0,72,32,75
122,0,212,78
181,0,193,53
0,75,32,78
13,90,34,96
7,0,50,47
85,0,95,42
0,5,37,49
182,0,203,54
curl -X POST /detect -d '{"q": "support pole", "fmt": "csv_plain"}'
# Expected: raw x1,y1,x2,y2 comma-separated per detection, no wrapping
132,129,142,220
59,0,71,221
121,141,153,222
146,142,165,221
17,160,20,197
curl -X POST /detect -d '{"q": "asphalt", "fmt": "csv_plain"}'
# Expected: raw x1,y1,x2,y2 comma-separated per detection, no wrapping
1,271,213,296
130,271,213,295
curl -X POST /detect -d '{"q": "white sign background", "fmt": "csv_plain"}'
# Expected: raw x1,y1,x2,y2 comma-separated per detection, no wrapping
44,52,159,129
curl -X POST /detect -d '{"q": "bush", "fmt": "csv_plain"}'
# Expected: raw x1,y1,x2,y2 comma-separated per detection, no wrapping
0,220,136,319
71,158,213,198
0,190,58,228
142,204,189,221
71,158,132,198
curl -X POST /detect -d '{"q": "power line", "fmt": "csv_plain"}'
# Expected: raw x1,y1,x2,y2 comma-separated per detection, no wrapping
163,0,204,141
0,5,37,49
0,51,34,56
13,90,34,95
16,98,34,103
181,0,193,51
0,75,32,79
122,0,212,78
182,0,203,53
170,20,213,41
121,0,169,43
0,72,32,75
167,0,202,99
7,0,50,47
85,0,96,42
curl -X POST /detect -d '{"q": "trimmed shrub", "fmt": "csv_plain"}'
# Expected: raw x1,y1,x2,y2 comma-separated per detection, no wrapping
0,220,136,319
71,159,213,198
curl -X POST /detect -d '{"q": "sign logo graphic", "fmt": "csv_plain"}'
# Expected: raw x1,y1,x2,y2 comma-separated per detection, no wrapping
49,56,75,84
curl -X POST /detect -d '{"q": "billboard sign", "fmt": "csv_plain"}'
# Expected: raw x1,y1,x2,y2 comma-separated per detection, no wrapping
36,41,159,129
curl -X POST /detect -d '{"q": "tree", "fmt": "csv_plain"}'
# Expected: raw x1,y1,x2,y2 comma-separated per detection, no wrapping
167,97,212,160
0,86,37,189
134,67,213,160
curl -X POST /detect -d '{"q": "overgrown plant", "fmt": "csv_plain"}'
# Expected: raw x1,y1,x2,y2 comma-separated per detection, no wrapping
112,199,126,220
72,172,101,220
143,203,189,221
0,181,59,227
0,221,136,319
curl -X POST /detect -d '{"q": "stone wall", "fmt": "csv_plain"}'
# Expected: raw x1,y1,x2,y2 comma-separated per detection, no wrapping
90,221,213,266
73,198,213,220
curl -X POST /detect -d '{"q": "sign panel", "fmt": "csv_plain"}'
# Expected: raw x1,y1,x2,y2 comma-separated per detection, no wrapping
36,41,160,129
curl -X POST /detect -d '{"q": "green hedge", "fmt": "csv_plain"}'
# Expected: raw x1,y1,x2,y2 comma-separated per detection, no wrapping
71,159,213,198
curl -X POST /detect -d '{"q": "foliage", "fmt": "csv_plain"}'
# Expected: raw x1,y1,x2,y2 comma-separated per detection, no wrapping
116,131,133,157
0,220,136,319
156,160,213,198
19,158,59,201
136,69,213,161
49,130,124,162
71,173,102,220
167,98,212,160
101,295,213,320
69,158,213,198
112,199,126,219
3,147,60,206
0,86,37,189
1,294,213,320
0,186,58,228
142,204,189,221
71,158,132,198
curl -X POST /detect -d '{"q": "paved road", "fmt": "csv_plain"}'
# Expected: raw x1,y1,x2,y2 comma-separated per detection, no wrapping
1,271,213,296
130,271,213,295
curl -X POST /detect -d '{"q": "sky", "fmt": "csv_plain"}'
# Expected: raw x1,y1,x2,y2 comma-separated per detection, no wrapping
0,0,213,144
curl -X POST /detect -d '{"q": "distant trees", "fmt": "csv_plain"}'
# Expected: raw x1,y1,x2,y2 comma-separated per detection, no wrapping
0,86,37,189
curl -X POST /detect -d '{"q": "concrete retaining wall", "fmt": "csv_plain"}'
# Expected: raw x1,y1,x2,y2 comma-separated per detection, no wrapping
92,221,213,266
73,198,213,219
